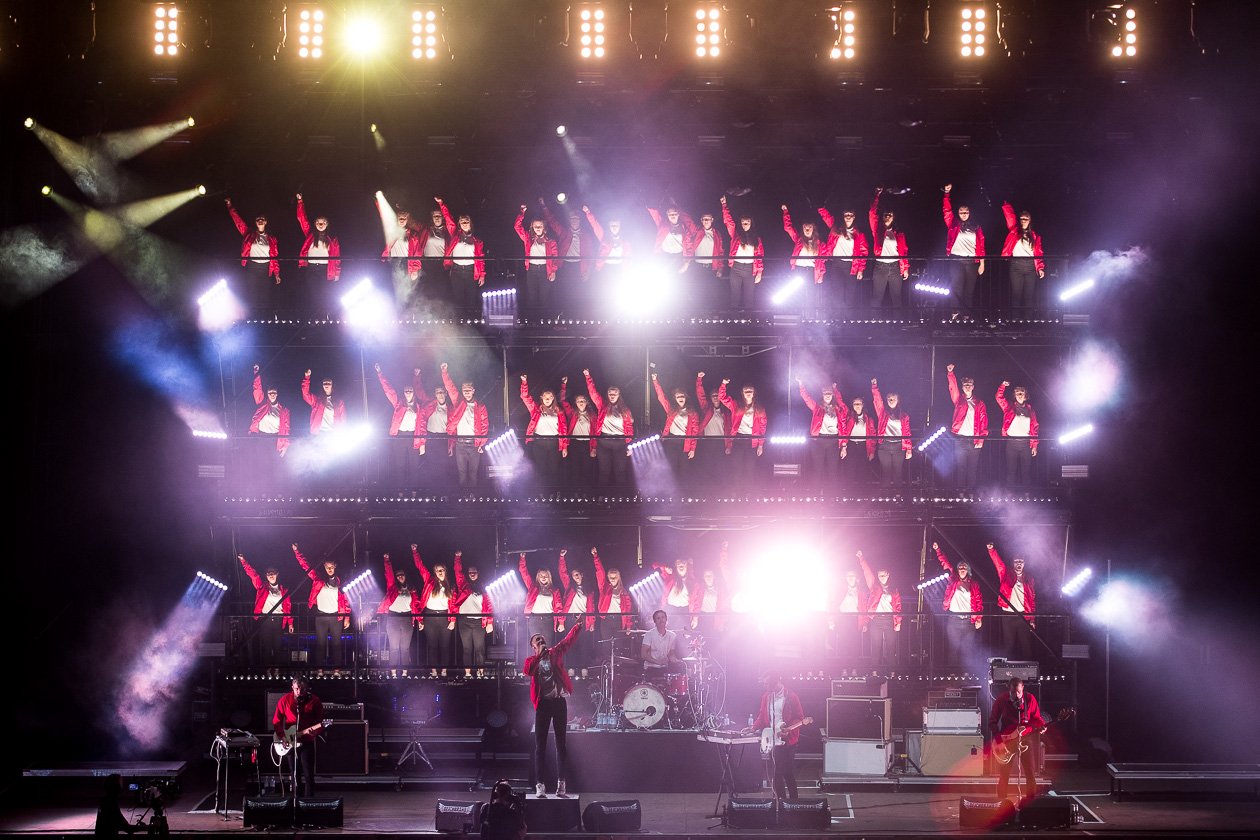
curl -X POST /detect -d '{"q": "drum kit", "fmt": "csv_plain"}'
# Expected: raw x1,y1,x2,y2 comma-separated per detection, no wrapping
592,630,724,730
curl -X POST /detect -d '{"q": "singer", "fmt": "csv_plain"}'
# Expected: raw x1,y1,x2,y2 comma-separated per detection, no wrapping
988,677,1046,804
524,622,583,798
272,677,324,798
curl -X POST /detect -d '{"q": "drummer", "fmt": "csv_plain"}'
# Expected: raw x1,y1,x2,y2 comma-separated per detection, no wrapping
641,609,684,677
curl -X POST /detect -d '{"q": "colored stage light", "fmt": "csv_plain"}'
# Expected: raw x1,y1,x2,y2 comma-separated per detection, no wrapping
575,3,608,59
41,185,52,196
151,3,180,57
916,425,948,452
914,282,952,297
195,184,207,195
959,2,987,58
694,3,723,58
346,15,384,58
1059,277,1095,301
827,3,857,61
556,124,567,137
771,275,805,305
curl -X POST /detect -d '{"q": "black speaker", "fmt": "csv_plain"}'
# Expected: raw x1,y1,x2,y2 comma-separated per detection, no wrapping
243,795,292,828
777,797,831,829
435,799,484,833
316,720,368,775
1018,796,1078,828
297,797,344,827
726,796,776,829
582,799,642,832
523,796,582,832
958,797,1016,829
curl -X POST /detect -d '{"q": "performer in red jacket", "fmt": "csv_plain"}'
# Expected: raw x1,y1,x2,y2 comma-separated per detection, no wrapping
798,379,846,488
584,369,634,487
453,551,494,672
945,363,988,489
651,371,701,478
695,372,730,488
519,551,565,648
1001,202,1045,311
442,205,486,315
542,198,594,306
379,202,423,301
520,374,570,487
831,566,865,665
226,198,281,313
745,671,807,801
841,391,877,486
689,541,733,633
412,545,458,673
417,199,456,302
441,363,490,488
782,205,827,315
868,188,909,310
647,201,698,267
685,209,726,282
292,543,351,669
941,185,985,314
238,553,293,668
514,204,559,317
934,542,983,668
301,370,347,436
295,193,340,313
524,622,584,798
988,541,1037,660
583,205,632,274
871,378,912,487
375,364,424,489
857,550,902,668
593,547,635,638
818,205,869,310
559,376,597,485
248,364,291,488
721,196,764,311
557,549,597,667
376,552,420,672
989,678,1047,804
995,381,1039,487
718,379,768,484
652,557,696,618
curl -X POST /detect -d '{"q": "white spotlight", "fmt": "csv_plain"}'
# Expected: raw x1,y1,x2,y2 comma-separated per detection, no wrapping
1058,423,1094,445
770,275,805,306
1059,278,1096,302
556,124,567,137
914,282,952,297
916,425,948,452
556,192,567,204
1062,567,1094,597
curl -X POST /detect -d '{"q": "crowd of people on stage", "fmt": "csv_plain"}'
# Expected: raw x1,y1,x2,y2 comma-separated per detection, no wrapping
225,184,1048,316
243,359,1042,491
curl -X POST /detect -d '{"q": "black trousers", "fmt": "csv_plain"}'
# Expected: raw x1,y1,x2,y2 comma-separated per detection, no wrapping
255,615,286,666
523,263,552,315
387,435,422,488
455,441,480,487
730,436,760,485
868,614,899,667
952,260,981,311
870,261,903,308
568,441,596,486
1004,439,1034,486
313,613,344,667
769,743,798,800
283,743,316,799
596,438,631,486
1000,613,1036,661
837,261,864,309
457,615,488,667
844,443,876,486
728,262,756,310
528,438,563,488
944,615,978,668
996,734,1039,802
383,612,414,666
877,442,906,486
421,437,453,488
449,265,480,314
809,436,841,488
533,696,569,786
1009,259,1038,310
424,609,454,668
954,436,982,489
695,436,727,490
244,261,279,316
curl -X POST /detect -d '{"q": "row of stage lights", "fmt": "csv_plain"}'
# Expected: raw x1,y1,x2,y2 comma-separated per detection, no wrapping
146,1,1140,64
222,494,1062,505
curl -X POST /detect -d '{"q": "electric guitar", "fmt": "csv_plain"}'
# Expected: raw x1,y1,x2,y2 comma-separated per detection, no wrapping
993,707,1074,765
273,719,333,758
760,716,814,757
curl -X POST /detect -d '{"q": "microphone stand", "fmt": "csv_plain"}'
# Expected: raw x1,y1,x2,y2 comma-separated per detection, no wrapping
291,696,302,828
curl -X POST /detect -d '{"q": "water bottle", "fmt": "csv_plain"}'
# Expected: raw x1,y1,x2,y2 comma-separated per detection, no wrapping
748,714,755,728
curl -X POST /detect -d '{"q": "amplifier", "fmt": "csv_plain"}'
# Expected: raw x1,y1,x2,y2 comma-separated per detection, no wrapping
830,676,888,698
826,697,891,741
322,702,365,721
823,739,891,775
923,708,981,733
919,733,986,776
315,721,368,775
927,687,981,708
989,659,1040,682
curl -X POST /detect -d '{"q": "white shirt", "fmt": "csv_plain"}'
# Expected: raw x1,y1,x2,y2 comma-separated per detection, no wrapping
258,409,280,435
949,584,973,615
959,401,975,437
389,592,413,613
1013,239,1035,257
306,241,329,264
832,234,855,258
661,230,684,254
460,592,484,615
389,234,411,258
878,232,899,263
694,230,717,260
701,590,718,612
735,242,754,264
605,243,624,264
426,591,449,611
737,407,755,435
451,240,476,266
457,405,476,436
1007,415,1031,437
885,416,902,438
839,588,860,613
534,414,559,436
571,414,591,439
398,404,418,433
263,589,284,615
849,415,867,441
644,628,677,665
704,412,726,436
531,595,554,614
605,593,622,613
568,591,588,613
249,238,271,263
876,592,893,613
601,414,625,436
820,412,839,436
528,241,548,266
320,403,337,431
565,233,582,260
670,414,689,436
950,228,978,257
768,690,787,745
666,583,690,608
316,585,341,615
423,232,447,258
1007,582,1026,613
427,404,448,434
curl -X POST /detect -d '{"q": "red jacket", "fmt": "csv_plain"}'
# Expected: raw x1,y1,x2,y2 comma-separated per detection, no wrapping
293,546,352,614
868,192,910,275
688,547,732,629
239,555,293,630
782,208,828,284
453,553,494,628
559,379,598,457
1001,203,1046,274
841,410,878,460
719,381,767,448
648,207,698,255
301,374,347,435
818,207,868,275
752,688,806,747
942,193,985,262
411,547,457,624
520,380,570,452
249,372,291,455
651,562,694,610
585,371,634,444
858,553,902,630
558,553,598,631
377,368,425,438
799,382,847,444
685,223,726,275
871,382,912,452
544,204,594,282
584,208,634,271
442,368,490,449
721,203,765,274
593,549,635,630
439,203,487,281
519,554,564,632
995,383,1039,455
653,378,701,454
514,210,560,274
523,623,583,708
696,374,723,433
947,370,989,448
989,546,1035,624
295,198,341,279
936,547,983,627
376,554,422,616
229,206,280,277
414,397,449,453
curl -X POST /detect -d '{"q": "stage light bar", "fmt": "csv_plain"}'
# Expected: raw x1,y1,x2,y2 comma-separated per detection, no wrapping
344,568,376,593
916,425,948,452
768,435,807,445
485,429,518,452
917,572,949,590
959,2,987,59
914,281,952,296
192,429,228,440
1062,567,1093,597
293,5,326,59
152,3,181,57
1110,5,1137,59
410,6,441,60
197,279,229,307
771,275,805,306
1059,277,1096,301
195,570,229,591
482,288,517,299
1058,423,1095,445
575,4,607,59
627,434,662,452
694,3,723,58
827,4,857,61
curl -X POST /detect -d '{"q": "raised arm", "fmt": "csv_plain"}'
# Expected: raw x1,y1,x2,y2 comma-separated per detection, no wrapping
411,544,433,588
454,551,467,589
781,205,799,244
798,380,818,413
438,198,456,236
646,206,663,229
519,375,537,414
238,554,263,589
942,187,955,229
946,364,960,405
583,206,603,242
227,200,247,235
584,369,605,411
301,370,317,408
383,552,396,582
817,206,836,231
987,542,1006,580
514,206,528,244
517,552,534,590
592,547,606,590
292,543,315,576
869,189,881,237
296,195,311,236
652,374,670,412
440,363,459,402
558,549,571,590
376,364,400,408
857,550,875,590
933,542,955,575
870,378,884,418
720,197,735,237
995,381,1010,414
252,365,265,406
1002,201,1017,233
717,379,737,414
696,372,708,408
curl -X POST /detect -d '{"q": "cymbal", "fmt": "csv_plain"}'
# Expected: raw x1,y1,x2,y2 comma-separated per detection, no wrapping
613,656,641,665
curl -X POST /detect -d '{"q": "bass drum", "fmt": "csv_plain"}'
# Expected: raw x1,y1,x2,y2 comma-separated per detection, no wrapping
621,683,667,729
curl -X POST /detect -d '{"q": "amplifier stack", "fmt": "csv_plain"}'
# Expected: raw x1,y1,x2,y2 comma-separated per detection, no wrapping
821,677,891,777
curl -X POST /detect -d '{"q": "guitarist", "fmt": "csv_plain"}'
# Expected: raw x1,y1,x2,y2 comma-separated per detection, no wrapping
746,671,806,801
988,677,1045,805
272,677,324,797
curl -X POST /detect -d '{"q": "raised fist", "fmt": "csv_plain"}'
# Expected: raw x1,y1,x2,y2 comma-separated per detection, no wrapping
946,364,955,372
986,543,994,550
932,542,940,551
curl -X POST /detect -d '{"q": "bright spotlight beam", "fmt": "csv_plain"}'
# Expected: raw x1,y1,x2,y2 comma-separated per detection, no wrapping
770,275,806,306
1059,278,1096,302
345,16,384,58
1062,567,1093,597
98,118,197,161
1058,423,1094,445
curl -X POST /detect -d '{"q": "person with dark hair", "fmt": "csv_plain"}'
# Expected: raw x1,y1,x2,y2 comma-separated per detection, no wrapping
542,197,594,308
301,370,346,436
685,209,725,292
718,378,767,484
871,377,912,486
416,375,453,487
272,676,324,798
514,204,559,317
1001,202,1045,311
480,780,527,840
415,198,456,303
519,552,564,650
941,184,985,315
226,197,280,313
295,193,341,312
798,378,846,489
524,622,584,798
782,204,827,315
745,671,807,801
412,545,458,674
94,773,138,836
376,552,420,673
831,566,865,665
238,553,293,670
379,203,423,305
695,372,729,488
292,543,351,669
651,370,701,479
857,550,902,668
248,364,291,489
559,376,597,486
592,547,635,638
557,548,596,668
584,204,632,275
818,204,869,310
946,363,988,489
868,187,909,310
584,368,634,487
934,542,983,668
840,392,877,485
441,363,490,488
647,200,698,271
995,381,1039,487
641,609,682,673
989,677,1046,804
454,551,494,673
443,209,487,315
690,541,733,633
720,195,764,311
651,557,694,619
375,364,425,489
520,374,569,488
988,542,1037,660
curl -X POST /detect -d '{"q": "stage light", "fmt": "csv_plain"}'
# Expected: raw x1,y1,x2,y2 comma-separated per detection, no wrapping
556,192,567,204
23,117,35,129
1107,4,1138,59
916,425,948,453
410,7,442,60
556,124,567,137
151,3,181,57
768,435,807,445
914,281,952,296
575,3,608,59
1062,567,1093,597
191,429,228,441
826,4,857,61
1059,277,1095,301
1058,423,1094,445
40,185,52,196
340,278,396,339
344,568,376,593
293,5,326,59
917,572,949,591
959,2,988,58
771,275,805,306
694,3,723,58
627,434,662,453
346,15,383,58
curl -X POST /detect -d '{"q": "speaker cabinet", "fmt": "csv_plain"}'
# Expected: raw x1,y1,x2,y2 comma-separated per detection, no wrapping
243,795,292,828
1018,796,1078,828
777,797,831,829
823,739,892,775
959,796,1016,829
582,799,642,832
523,795,581,832
919,733,986,777
726,796,776,829
316,720,368,775
296,797,343,827
826,697,892,740
435,799,484,833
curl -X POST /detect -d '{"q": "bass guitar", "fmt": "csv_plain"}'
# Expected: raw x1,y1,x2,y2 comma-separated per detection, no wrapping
760,716,814,758
273,719,333,758
993,707,1074,765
